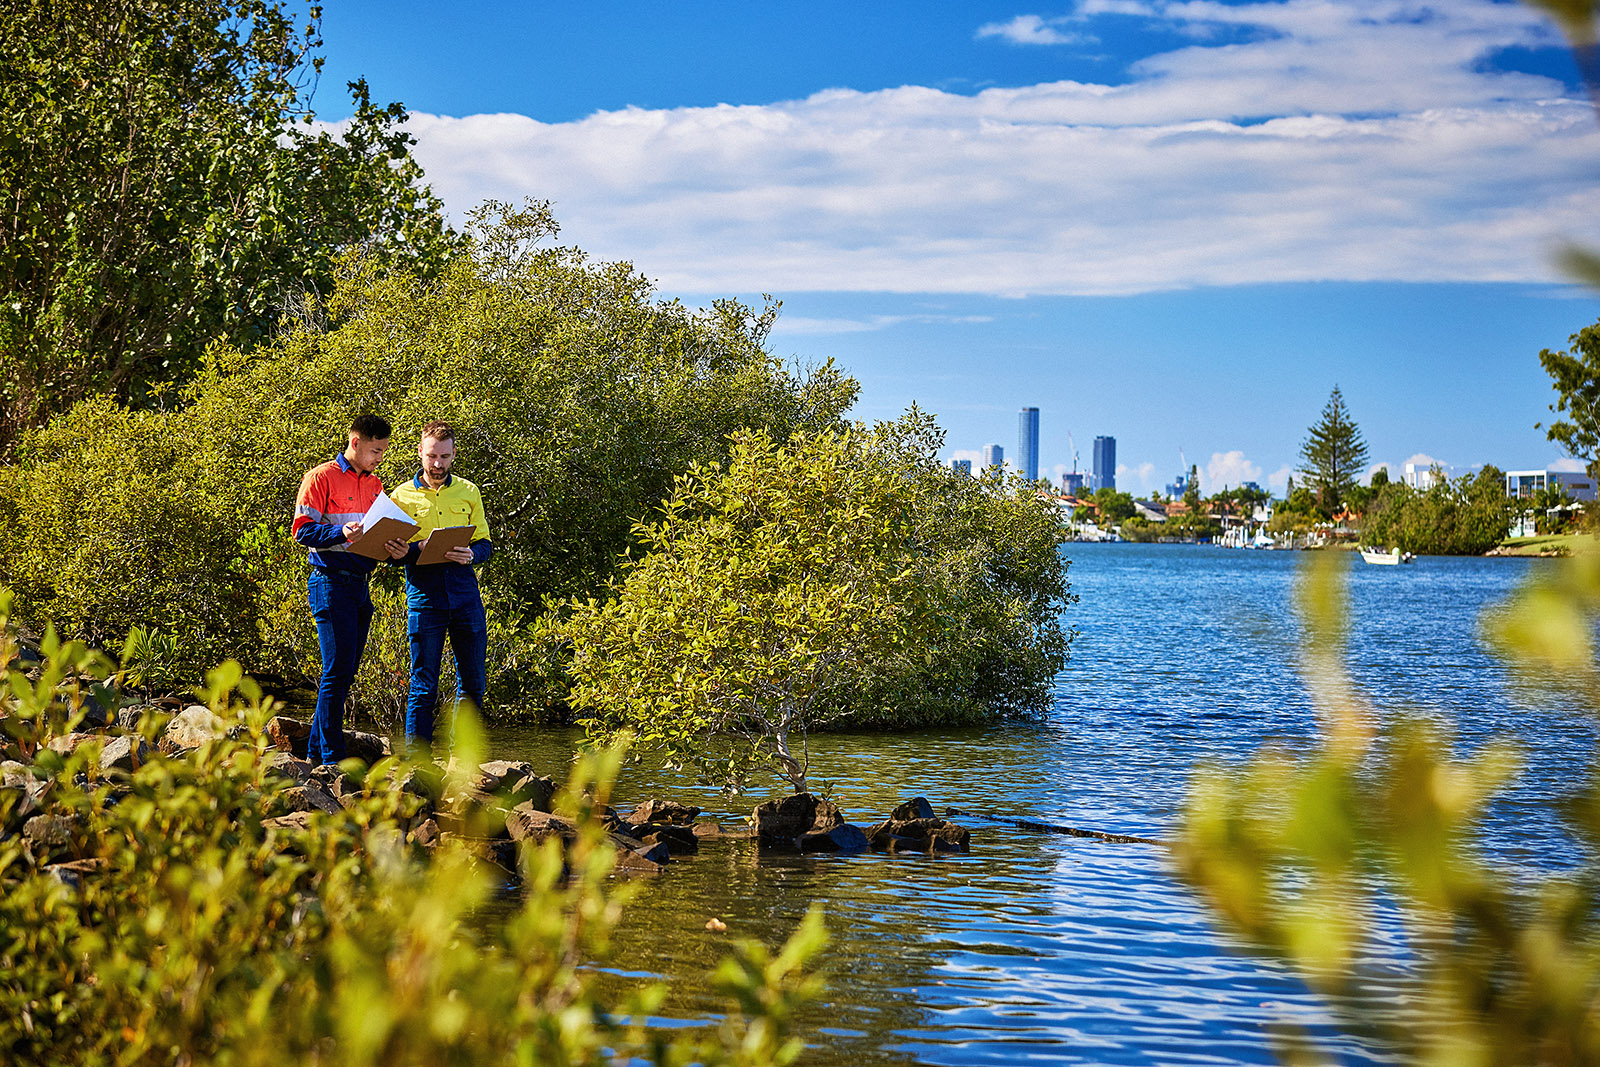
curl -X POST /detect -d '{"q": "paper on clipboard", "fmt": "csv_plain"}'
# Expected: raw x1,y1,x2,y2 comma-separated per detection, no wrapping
416,524,475,565
345,492,421,560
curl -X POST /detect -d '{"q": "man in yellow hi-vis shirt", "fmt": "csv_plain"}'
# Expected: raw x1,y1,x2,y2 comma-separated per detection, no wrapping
391,420,493,754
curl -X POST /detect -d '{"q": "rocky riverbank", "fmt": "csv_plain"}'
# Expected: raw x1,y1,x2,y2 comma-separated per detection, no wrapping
4,700,974,894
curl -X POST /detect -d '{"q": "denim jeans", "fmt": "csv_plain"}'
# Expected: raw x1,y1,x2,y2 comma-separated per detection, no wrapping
307,568,373,765
405,603,488,753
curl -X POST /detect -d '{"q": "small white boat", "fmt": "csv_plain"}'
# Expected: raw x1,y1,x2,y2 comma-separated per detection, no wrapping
1360,546,1415,565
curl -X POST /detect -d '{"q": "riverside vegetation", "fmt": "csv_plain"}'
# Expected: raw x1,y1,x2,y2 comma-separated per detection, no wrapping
0,590,826,1066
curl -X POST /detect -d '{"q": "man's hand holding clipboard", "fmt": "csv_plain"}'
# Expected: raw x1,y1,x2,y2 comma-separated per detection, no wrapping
416,525,475,565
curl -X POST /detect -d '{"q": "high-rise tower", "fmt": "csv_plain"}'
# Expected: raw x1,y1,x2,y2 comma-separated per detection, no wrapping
1092,435,1116,492
1018,407,1039,483
981,443,1004,471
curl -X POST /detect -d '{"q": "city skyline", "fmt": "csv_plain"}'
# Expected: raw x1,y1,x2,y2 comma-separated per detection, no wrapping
310,1,1600,496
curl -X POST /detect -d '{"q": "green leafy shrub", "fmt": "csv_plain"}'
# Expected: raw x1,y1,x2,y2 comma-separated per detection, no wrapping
561,410,1074,794
1361,465,1511,555
0,590,827,1066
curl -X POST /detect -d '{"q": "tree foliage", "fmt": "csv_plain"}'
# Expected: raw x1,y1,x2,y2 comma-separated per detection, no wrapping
1538,316,1600,479
0,203,856,708
560,412,1074,794
1361,466,1512,555
1298,386,1369,516
0,594,826,1066
0,0,460,452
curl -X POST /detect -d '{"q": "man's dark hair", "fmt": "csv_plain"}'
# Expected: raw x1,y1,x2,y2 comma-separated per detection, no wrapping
420,419,454,442
350,413,392,440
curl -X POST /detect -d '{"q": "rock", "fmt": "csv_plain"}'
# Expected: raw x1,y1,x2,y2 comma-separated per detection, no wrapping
0,759,32,786
892,797,937,822
44,857,103,891
265,717,387,762
265,716,311,757
162,704,227,753
505,771,556,812
264,811,316,832
610,834,669,872
410,817,441,847
692,820,752,840
23,812,75,849
276,782,343,816
797,823,870,853
865,816,971,854
636,823,699,855
98,734,153,774
45,732,98,756
750,793,844,847
505,804,578,844
266,751,314,784
626,798,701,826
345,729,390,764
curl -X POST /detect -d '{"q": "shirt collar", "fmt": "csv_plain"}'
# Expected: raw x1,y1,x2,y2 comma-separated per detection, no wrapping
413,472,453,489
335,453,355,473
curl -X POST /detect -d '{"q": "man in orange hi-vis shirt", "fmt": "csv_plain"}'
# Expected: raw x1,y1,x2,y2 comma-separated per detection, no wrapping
291,414,408,766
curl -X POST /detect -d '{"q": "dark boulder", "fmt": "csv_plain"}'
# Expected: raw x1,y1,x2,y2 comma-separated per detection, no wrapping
505,804,578,845
626,798,701,826
892,797,937,821
751,792,844,847
865,815,971,854
798,823,870,853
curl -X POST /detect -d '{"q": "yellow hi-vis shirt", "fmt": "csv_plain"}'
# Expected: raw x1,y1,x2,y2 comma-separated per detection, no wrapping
391,473,491,545
390,473,493,609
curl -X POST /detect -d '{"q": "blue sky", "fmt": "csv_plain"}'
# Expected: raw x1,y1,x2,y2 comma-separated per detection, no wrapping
311,0,1600,495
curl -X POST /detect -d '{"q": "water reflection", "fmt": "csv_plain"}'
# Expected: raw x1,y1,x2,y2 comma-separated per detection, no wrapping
485,546,1586,1065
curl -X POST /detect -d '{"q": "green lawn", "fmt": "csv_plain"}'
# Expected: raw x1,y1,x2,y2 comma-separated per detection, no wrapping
1493,533,1594,556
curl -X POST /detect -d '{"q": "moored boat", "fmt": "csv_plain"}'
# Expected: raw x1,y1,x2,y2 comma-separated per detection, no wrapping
1360,546,1415,565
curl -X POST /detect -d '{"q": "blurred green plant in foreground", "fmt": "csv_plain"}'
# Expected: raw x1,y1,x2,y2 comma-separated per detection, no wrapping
1177,550,1600,1065
0,589,825,1066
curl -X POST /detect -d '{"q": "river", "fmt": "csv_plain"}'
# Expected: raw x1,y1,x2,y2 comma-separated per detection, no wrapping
485,543,1588,1066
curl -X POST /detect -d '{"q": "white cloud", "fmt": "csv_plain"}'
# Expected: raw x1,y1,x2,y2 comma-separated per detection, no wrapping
380,0,1600,297
771,313,993,336
1268,464,1294,492
1204,450,1263,492
1365,461,1392,484
1403,452,1444,470
976,15,1090,46
1549,456,1588,472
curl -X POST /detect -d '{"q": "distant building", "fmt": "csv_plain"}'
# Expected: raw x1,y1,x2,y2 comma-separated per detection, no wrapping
951,458,972,476
1133,500,1168,522
982,443,1004,471
1018,407,1039,483
1506,469,1597,502
1060,471,1086,496
1165,471,1189,498
1404,462,1444,491
1241,481,1262,494
1092,436,1116,492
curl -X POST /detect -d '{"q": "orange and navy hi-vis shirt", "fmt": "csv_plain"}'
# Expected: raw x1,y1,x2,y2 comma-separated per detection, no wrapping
292,454,385,572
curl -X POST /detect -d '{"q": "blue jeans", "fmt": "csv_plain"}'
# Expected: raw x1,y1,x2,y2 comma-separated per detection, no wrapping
405,603,488,753
307,568,373,765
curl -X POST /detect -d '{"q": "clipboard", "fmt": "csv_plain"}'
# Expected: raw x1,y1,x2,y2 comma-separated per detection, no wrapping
345,492,421,560
416,525,476,565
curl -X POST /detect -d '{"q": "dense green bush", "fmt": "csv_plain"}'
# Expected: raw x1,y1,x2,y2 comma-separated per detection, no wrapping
0,596,825,1066
561,411,1074,794
0,203,856,711
1361,465,1511,555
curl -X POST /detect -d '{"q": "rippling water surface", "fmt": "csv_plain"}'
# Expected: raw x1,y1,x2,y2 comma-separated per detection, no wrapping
487,544,1587,1065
